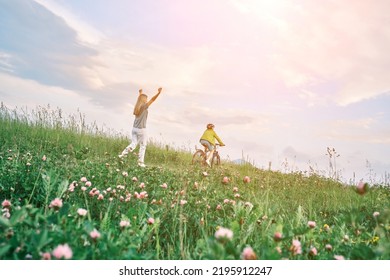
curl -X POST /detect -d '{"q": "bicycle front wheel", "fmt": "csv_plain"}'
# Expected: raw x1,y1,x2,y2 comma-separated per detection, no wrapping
211,153,220,167
192,150,206,166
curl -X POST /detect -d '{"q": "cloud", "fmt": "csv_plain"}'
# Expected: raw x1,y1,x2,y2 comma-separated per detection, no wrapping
231,0,390,107
0,0,100,90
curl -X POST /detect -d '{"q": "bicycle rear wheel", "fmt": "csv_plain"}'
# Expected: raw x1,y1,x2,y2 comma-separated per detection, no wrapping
192,150,206,166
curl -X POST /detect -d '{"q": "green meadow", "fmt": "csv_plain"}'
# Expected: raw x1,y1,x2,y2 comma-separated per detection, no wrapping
0,104,389,260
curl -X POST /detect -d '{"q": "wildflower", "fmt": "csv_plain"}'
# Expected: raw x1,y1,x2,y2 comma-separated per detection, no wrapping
41,252,51,260
215,227,233,241
77,208,87,217
325,244,332,251
308,221,316,229
234,193,241,198
147,217,155,225
85,181,92,187
200,217,204,226
68,181,77,192
2,199,11,209
334,255,345,260
216,204,222,210
241,246,257,260
139,182,145,189
81,186,87,192
233,187,239,192
222,177,230,184
194,182,199,189
52,244,73,259
290,239,302,255
356,181,368,195
49,198,63,210
223,199,230,204
343,235,349,242
132,177,138,182
244,202,253,208
373,211,380,218
309,247,318,256
161,183,168,189
90,229,101,240
2,209,10,219
42,155,47,161
275,247,282,254
243,176,251,183
80,177,87,182
274,232,283,242
120,220,130,228
180,200,187,206
202,172,208,177
97,194,104,200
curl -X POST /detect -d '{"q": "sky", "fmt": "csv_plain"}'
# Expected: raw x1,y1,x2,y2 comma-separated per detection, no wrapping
1,0,389,183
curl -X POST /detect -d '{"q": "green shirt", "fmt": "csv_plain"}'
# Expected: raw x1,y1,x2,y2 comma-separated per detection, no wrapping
200,129,224,146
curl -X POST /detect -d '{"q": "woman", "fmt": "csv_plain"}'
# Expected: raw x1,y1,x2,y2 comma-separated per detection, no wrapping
199,123,225,166
119,87,162,167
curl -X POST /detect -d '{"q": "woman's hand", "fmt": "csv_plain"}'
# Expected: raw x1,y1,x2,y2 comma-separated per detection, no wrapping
158,87,162,93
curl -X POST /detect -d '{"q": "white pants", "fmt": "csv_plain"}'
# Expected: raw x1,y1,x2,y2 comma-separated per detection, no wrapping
121,127,147,163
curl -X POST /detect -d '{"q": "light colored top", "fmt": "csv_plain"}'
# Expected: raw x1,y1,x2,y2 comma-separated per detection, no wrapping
200,128,224,146
133,104,149,128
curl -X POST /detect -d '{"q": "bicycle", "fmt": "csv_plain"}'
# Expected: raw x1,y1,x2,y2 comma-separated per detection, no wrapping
192,144,221,167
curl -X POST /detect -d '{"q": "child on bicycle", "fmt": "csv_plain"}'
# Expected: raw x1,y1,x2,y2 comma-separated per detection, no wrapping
199,123,225,166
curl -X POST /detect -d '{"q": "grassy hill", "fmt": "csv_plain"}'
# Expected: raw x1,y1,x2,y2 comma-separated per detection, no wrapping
0,104,389,260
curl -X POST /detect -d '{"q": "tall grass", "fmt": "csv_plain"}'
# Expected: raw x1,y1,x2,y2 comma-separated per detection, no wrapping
0,104,389,260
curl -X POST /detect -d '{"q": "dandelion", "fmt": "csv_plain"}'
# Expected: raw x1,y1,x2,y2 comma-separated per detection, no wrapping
161,183,168,189
49,198,63,210
222,177,230,184
2,199,11,209
147,217,155,225
241,246,257,260
243,176,251,183
120,220,130,228
77,208,87,217
373,211,380,218
334,255,345,260
274,232,283,242
90,229,101,240
290,239,302,255
215,227,233,241
52,244,73,259
323,224,330,232
308,221,316,228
